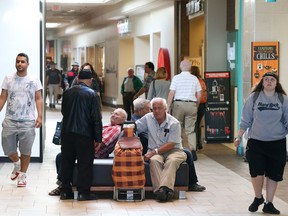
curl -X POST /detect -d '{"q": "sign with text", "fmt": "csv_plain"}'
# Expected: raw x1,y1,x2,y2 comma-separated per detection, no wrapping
204,71,232,142
251,41,279,86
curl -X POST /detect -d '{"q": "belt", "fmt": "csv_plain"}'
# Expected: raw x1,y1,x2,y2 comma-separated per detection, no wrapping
175,99,196,102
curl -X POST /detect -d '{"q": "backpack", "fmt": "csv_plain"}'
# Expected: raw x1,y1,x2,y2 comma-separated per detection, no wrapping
199,78,207,104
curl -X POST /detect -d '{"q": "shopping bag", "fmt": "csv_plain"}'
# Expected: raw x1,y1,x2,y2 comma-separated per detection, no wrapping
52,121,62,145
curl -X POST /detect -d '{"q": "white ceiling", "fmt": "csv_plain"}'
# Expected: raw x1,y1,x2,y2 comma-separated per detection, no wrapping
45,0,174,38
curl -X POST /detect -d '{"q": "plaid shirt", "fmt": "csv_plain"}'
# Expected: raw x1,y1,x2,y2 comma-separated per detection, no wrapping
94,124,121,158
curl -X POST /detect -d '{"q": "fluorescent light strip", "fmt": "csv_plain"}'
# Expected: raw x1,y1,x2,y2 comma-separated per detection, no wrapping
46,0,110,3
46,22,61,28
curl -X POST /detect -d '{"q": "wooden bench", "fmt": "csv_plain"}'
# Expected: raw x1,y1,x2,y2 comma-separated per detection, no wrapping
72,158,189,200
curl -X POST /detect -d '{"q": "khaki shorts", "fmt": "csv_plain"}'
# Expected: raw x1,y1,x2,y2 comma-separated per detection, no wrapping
2,118,35,156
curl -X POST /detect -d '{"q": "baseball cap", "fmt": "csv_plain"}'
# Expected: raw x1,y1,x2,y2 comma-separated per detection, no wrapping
72,62,79,66
78,69,92,79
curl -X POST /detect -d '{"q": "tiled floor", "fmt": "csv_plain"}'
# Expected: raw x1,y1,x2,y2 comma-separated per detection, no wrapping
0,105,287,216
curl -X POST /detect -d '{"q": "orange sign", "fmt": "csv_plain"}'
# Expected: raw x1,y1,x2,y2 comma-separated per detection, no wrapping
251,41,279,86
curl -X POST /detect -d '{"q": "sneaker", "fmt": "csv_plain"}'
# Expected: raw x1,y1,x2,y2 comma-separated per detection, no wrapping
262,202,280,214
188,183,206,192
248,195,264,212
10,164,20,181
17,173,27,187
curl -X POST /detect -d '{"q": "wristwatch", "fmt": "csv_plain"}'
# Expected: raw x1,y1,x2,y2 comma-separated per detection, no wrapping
154,148,159,154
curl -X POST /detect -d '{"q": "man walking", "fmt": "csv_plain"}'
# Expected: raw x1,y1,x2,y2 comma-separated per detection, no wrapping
46,61,61,108
0,53,43,187
167,59,202,160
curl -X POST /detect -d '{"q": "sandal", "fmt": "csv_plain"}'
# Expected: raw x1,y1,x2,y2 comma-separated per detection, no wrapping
48,187,61,196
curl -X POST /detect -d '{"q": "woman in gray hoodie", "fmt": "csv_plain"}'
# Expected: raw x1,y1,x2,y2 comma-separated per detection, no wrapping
234,72,288,215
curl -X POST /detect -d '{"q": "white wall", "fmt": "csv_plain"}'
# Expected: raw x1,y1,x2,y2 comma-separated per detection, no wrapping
205,0,227,72
0,0,44,160
242,0,288,98
68,3,175,106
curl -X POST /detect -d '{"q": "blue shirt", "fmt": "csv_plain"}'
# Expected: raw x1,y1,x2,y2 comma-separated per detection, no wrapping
136,112,182,150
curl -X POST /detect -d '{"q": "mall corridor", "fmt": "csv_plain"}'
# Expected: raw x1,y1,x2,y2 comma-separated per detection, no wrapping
0,106,287,215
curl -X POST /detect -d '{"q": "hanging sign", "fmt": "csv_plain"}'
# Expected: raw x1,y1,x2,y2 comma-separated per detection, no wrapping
251,41,279,86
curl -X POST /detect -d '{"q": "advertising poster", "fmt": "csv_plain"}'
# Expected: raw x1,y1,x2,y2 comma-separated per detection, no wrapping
251,41,279,86
135,65,145,83
204,71,232,142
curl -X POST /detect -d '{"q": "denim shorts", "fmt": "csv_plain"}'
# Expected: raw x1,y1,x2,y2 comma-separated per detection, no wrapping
246,138,286,181
2,118,36,156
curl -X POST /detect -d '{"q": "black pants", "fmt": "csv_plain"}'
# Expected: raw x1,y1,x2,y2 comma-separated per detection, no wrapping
122,92,134,120
195,103,206,146
60,133,94,194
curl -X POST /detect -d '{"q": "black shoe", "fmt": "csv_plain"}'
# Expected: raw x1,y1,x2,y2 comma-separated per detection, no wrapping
191,150,197,161
166,189,174,201
52,104,56,108
60,192,74,200
49,104,52,108
262,202,280,214
248,195,264,212
188,183,206,192
77,193,98,201
155,187,167,202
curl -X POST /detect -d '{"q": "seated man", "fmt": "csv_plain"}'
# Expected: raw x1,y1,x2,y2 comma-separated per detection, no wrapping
132,98,205,192
48,108,127,196
136,97,187,202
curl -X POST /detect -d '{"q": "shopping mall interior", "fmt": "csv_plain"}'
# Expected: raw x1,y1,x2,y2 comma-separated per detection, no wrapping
0,0,287,215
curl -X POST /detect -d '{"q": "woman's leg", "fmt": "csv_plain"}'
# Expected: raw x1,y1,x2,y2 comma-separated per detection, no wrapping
251,175,264,198
265,177,277,202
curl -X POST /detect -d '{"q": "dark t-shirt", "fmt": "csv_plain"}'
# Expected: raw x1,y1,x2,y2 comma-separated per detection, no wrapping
47,69,61,84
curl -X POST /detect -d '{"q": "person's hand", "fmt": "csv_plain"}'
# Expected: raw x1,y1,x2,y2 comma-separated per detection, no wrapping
234,137,241,147
35,116,42,128
144,150,155,161
94,142,102,152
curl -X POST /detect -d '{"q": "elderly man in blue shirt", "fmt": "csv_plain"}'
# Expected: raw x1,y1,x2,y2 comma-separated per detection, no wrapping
136,97,187,202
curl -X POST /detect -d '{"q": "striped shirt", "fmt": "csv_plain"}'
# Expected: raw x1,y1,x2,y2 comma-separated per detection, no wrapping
94,124,121,158
169,71,201,101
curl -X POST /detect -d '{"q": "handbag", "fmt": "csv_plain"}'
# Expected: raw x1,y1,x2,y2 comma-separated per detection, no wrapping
52,121,62,145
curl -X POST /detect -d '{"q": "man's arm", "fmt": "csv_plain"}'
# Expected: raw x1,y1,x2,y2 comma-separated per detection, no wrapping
58,72,62,86
133,86,147,99
35,90,43,128
195,90,201,107
144,142,176,161
0,89,8,112
167,90,175,113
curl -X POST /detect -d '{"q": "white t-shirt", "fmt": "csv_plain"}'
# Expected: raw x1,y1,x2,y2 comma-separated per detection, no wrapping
2,73,43,121
169,71,201,101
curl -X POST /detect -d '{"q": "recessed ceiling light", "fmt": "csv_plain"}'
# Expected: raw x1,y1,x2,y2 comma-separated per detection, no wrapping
46,22,61,28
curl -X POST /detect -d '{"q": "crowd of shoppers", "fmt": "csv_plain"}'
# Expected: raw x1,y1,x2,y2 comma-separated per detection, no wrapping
11,55,288,210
